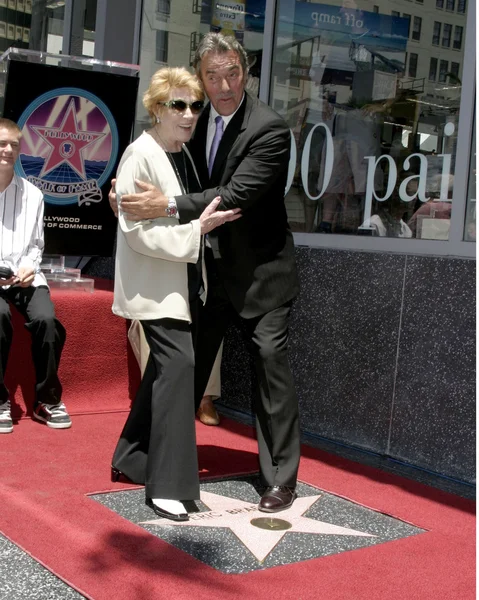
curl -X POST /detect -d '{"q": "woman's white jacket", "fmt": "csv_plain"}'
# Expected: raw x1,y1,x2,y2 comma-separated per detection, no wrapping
112,131,205,322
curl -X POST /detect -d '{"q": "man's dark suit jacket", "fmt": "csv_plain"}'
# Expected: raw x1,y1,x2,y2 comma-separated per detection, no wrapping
177,92,299,319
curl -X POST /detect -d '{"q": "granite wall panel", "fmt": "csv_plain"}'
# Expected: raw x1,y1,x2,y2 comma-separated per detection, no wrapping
221,248,475,483
222,247,405,451
389,256,476,482
88,247,475,483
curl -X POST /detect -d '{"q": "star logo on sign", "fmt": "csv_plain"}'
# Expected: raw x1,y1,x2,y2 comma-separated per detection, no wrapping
31,99,105,180
141,492,374,562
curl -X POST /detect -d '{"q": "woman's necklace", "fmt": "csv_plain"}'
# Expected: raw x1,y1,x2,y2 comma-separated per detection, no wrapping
151,126,189,194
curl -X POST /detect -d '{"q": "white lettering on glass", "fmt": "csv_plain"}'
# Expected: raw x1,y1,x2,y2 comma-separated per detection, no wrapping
284,125,455,221
300,123,333,200
438,154,452,200
285,129,297,195
439,122,454,200
399,153,428,202
359,155,397,227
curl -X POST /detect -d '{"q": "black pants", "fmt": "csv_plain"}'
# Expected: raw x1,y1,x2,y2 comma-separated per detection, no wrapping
194,250,301,489
0,285,65,410
112,318,200,501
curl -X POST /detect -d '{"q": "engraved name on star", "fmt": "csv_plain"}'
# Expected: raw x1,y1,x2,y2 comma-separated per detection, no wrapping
140,491,374,562
31,99,105,180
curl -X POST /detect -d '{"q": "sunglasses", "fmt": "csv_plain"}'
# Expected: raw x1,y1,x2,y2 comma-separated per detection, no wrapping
159,99,204,114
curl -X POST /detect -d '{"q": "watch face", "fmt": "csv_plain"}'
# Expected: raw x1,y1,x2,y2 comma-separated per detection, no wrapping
166,204,177,217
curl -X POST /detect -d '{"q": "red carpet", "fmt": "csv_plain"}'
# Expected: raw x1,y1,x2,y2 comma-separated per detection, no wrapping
5,280,140,419
0,412,475,600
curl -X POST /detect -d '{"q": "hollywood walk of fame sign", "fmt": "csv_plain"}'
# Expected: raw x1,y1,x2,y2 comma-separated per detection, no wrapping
140,491,374,562
18,90,117,209
1,53,139,255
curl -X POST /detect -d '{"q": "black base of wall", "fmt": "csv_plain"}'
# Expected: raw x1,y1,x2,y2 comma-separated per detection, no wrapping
83,247,476,484
219,247,476,485
216,403,475,499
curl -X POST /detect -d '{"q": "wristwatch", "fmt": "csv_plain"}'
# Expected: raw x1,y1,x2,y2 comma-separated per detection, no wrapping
165,197,178,218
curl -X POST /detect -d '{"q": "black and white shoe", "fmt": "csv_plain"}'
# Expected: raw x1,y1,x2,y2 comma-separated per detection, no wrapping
0,404,13,433
145,498,189,522
33,402,72,429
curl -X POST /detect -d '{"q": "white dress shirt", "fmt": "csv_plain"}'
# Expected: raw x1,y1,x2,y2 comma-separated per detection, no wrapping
0,174,47,287
169,95,246,217
205,94,245,162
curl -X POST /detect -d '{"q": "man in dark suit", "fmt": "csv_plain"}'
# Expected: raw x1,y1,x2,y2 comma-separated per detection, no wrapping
118,33,300,512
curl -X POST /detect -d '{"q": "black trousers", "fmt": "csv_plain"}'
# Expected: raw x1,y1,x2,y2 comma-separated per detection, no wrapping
0,285,65,410
194,250,301,489
112,318,200,501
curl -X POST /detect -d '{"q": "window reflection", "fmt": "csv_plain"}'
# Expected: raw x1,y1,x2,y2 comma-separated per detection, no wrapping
272,0,468,240
464,111,475,242
22,1,96,57
135,0,266,138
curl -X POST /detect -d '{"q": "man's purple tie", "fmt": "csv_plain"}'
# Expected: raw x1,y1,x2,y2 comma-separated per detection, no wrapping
208,115,224,177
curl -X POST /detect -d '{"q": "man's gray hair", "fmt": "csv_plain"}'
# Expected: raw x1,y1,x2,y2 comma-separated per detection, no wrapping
193,32,248,79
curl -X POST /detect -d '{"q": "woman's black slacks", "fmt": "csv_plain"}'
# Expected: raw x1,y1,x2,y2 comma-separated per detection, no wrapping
112,318,199,501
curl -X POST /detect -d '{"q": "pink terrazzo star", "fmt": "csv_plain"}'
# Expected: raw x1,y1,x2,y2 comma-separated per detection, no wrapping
31,99,105,179
141,491,374,562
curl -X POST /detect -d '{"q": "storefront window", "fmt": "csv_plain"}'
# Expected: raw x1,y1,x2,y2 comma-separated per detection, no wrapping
68,0,97,57
134,0,267,138
0,0,33,53
271,0,468,240
464,110,475,241
2,1,98,57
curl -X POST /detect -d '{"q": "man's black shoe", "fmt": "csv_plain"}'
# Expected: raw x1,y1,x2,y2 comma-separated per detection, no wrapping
258,486,297,513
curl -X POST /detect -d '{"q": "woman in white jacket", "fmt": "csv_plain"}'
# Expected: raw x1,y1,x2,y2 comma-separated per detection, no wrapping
111,68,239,521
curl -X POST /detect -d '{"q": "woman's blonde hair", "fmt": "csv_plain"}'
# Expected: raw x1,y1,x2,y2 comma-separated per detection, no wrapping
143,67,204,125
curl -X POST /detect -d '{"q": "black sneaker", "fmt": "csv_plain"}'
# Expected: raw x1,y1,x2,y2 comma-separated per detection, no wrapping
33,402,72,429
0,405,13,433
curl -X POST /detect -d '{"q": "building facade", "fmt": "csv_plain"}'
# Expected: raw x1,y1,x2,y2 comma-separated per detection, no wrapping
5,0,475,484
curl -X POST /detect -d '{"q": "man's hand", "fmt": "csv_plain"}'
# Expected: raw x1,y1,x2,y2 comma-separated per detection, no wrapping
108,178,118,217
119,180,168,221
0,275,18,287
199,197,241,235
16,266,35,287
